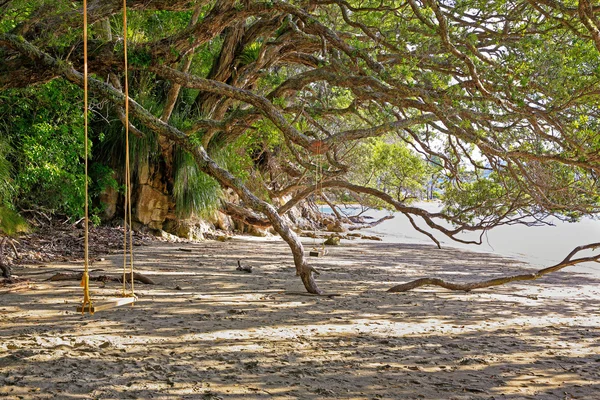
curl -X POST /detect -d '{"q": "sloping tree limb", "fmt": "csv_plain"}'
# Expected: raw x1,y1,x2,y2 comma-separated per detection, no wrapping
222,201,272,228
0,33,323,294
388,242,600,292
277,179,515,246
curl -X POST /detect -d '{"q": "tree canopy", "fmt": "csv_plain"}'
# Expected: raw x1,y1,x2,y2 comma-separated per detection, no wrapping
1,0,600,293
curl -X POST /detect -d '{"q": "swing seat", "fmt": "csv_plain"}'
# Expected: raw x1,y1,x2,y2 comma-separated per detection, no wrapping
77,296,137,313
309,248,327,257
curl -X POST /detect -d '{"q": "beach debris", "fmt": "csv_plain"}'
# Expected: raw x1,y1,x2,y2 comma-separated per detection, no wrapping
236,260,252,273
360,235,382,241
45,271,156,285
324,236,340,246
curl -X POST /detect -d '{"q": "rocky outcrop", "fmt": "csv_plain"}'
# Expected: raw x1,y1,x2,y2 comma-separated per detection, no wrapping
134,161,172,230
213,211,234,231
135,185,170,230
98,184,118,220
163,218,214,240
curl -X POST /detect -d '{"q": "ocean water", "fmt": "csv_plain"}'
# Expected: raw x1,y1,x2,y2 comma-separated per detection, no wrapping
322,202,600,276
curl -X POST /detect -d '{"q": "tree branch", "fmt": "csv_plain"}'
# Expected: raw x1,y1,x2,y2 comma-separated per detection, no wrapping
388,242,600,292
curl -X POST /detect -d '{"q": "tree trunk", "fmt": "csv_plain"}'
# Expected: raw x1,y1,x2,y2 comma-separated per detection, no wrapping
0,237,11,279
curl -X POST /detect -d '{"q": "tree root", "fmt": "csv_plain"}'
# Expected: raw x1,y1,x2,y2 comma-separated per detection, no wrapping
46,272,156,285
388,242,600,292
0,278,31,294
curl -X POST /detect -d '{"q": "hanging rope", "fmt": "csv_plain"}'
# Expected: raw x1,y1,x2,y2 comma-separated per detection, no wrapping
311,141,326,255
317,142,325,253
121,0,136,299
79,1,135,313
80,0,93,314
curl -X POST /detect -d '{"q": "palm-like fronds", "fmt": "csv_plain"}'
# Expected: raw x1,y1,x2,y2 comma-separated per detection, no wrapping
173,146,222,218
0,137,13,205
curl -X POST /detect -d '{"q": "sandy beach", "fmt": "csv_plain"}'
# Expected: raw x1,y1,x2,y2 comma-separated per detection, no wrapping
2,235,600,399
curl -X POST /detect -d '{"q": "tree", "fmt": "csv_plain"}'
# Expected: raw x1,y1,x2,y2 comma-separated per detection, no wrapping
1,0,600,293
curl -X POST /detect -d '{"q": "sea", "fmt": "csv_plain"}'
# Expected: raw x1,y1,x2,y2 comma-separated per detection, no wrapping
321,202,600,276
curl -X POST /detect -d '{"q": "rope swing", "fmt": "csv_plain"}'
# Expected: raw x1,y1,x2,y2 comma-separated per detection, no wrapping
79,0,136,314
121,0,136,301
80,0,92,313
309,141,327,257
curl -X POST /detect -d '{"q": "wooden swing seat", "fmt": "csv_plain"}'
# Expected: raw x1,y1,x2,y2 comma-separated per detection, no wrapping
309,248,327,257
77,296,136,313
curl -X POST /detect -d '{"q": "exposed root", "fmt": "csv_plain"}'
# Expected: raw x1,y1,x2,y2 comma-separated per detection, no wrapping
46,271,156,285
388,242,600,292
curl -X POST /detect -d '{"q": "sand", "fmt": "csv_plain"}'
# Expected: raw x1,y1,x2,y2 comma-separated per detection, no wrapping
1,236,600,399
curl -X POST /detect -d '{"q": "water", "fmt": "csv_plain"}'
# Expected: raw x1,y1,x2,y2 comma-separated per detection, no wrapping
323,202,600,276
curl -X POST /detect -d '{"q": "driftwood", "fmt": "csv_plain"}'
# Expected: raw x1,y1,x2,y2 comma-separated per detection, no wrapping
47,271,156,285
236,259,253,273
388,242,600,292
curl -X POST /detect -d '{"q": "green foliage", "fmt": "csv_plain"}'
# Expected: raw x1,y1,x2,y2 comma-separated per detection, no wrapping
173,147,222,218
129,48,153,68
0,80,86,218
442,173,510,224
237,42,261,66
4,0,600,233
0,206,29,236
89,163,118,200
0,136,14,205
350,138,429,205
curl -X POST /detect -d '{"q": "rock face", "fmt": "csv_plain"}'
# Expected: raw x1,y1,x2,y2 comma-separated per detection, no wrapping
325,218,345,233
133,159,174,230
135,185,170,230
213,211,234,231
101,157,324,239
164,219,214,240
99,184,118,220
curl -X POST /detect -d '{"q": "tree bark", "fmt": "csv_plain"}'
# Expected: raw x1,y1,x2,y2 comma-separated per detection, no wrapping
0,237,11,279
222,202,272,228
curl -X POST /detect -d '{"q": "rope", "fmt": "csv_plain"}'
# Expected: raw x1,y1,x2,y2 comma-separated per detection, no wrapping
80,0,134,313
80,0,93,314
317,142,325,253
121,0,136,299
312,141,325,254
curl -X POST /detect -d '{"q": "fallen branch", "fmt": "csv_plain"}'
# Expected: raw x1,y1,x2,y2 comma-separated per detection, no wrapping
46,272,156,285
0,278,31,294
388,242,600,292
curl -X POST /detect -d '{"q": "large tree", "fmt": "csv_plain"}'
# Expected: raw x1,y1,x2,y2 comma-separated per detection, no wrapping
2,0,600,293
